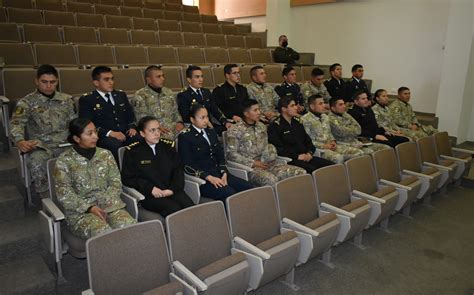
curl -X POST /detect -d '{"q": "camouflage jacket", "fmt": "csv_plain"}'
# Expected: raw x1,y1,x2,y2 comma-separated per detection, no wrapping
300,81,331,105
372,103,400,132
131,85,182,129
328,112,362,143
10,90,75,145
54,147,126,218
388,99,419,129
246,82,279,113
226,120,278,167
301,112,335,148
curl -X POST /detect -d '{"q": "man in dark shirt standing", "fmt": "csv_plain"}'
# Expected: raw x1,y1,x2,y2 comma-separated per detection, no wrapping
274,66,305,114
324,63,347,102
211,64,249,123
348,90,408,147
273,35,300,65
345,64,371,102
268,95,333,173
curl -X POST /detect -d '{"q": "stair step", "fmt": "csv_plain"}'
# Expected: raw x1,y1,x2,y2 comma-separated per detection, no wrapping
0,149,21,187
0,255,56,295
0,185,25,222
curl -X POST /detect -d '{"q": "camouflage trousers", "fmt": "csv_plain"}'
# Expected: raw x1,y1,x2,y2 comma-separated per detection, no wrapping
340,141,389,155
399,128,428,141
27,146,65,197
249,162,306,186
67,209,136,240
320,145,365,164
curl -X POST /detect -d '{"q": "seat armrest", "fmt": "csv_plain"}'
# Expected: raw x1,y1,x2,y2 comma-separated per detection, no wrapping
184,174,206,185
41,198,65,221
314,148,324,157
380,179,412,191
0,95,10,104
122,186,145,201
423,162,453,171
169,273,197,295
277,156,292,163
440,155,469,163
233,236,271,260
172,261,207,292
402,169,434,180
452,147,474,155
353,190,386,204
282,217,319,237
227,160,253,172
320,202,356,218
81,289,94,295
120,192,138,220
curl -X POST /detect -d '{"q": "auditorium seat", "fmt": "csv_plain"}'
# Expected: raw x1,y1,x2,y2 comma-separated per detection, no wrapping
2,68,36,105
226,35,245,48
275,174,340,266
7,7,43,24
245,36,263,48
183,32,205,47
3,0,33,9
66,1,94,13
200,14,218,23
120,6,143,17
0,23,21,43
76,13,105,27
34,43,77,67
221,24,239,35
0,7,6,22
203,48,229,64
164,3,182,11
147,46,178,65
94,3,120,15
312,164,371,247
130,29,158,45
183,5,199,14
36,0,65,12
237,24,251,34
123,0,143,7
157,19,180,31
58,68,91,97
43,10,75,26
211,67,225,85
240,64,255,84
417,136,458,186
158,31,183,46
131,17,156,30
143,8,164,19
176,47,204,64
200,66,215,89
99,0,121,5
182,12,201,23
434,131,473,178
264,65,283,84
114,46,148,67
165,0,182,4
63,26,98,44
113,68,146,95
204,33,225,47
293,66,304,82
98,27,130,45
144,0,164,10
23,24,61,43
372,148,422,216
228,48,251,64
105,15,132,29
250,48,273,64
75,0,99,3
202,23,221,34
77,44,115,66
226,186,300,290
160,66,183,91
180,21,202,33
164,10,183,21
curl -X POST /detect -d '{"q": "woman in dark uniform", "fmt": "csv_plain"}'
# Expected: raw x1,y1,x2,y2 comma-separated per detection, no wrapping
121,116,194,217
178,104,254,201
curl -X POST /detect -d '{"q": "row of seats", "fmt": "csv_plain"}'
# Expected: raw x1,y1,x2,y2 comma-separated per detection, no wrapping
0,43,271,68
0,23,256,45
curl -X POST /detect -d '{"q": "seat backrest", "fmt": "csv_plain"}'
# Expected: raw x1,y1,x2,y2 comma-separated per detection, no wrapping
77,44,115,66
211,66,225,85
293,66,304,83
35,44,77,67
275,174,319,225
228,48,251,64
46,158,59,203
131,17,156,30
221,24,239,35
345,155,379,195
204,33,225,47
164,10,182,21
183,32,205,47
76,13,105,27
164,3,182,11
143,8,164,19
105,15,132,29
117,146,126,170
160,66,183,91
180,21,202,33
434,132,452,157
200,14,218,23
36,0,65,12
67,1,94,13
201,23,220,34
250,48,272,64
158,31,183,46
123,0,144,7
245,36,263,48
99,0,122,5
226,186,281,245
63,26,98,44
157,19,180,31
2,68,36,105
182,5,199,14
0,43,35,67
395,141,422,173
0,23,21,42
176,47,204,64
182,12,200,22
130,29,158,45
417,136,438,164
113,68,146,94
166,202,232,272
203,47,229,64
239,64,255,84
4,0,33,9
23,24,61,43
144,0,163,10
0,7,7,23
94,3,120,15
226,35,245,48
312,164,352,208
114,45,148,66
7,7,43,24
237,24,251,34
58,68,91,97
87,220,172,295
372,148,401,183
264,65,283,84
43,10,75,26
200,66,214,89
147,46,177,64
120,6,143,17
99,28,130,45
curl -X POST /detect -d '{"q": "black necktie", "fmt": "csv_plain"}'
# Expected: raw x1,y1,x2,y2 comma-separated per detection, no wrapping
196,89,203,101
105,93,114,106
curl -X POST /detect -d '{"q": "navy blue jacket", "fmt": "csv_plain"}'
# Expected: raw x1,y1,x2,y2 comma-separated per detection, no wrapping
177,86,227,125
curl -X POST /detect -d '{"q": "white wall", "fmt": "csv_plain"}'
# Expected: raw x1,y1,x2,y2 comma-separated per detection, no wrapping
233,16,267,32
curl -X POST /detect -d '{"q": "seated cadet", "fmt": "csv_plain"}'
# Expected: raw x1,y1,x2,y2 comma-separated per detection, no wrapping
324,63,348,102
301,95,364,164
211,64,249,123
345,64,371,102
55,118,136,239
328,97,388,154
273,35,300,65
300,67,331,108
121,116,194,217
268,96,333,173
389,86,438,136
246,65,280,123
274,66,305,114
10,64,75,199
178,104,254,201
348,90,409,147
78,66,139,162
372,89,423,140
177,65,231,135
226,99,306,186
130,65,184,140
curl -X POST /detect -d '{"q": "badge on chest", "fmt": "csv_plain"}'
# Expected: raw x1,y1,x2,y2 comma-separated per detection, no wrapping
140,160,152,164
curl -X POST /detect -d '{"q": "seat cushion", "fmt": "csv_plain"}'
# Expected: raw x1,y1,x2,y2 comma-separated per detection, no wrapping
62,228,86,258
304,213,337,230
422,167,439,175
256,231,297,252
138,207,165,223
439,159,455,167
372,186,396,198
340,198,369,212
143,281,184,295
399,176,418,186
195,252,246,281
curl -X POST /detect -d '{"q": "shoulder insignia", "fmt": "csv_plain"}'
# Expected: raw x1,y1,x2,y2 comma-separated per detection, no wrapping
125,141,140,150
160,138,175,148
181,128,191,133
274,117,281,125
294,116,302,123
82,92,91,96
15,107,24,116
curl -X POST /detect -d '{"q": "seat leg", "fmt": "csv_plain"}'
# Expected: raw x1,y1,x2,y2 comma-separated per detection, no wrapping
26,186,34,207
377,218,392,233
422,195,433,208
319,248,335,269
280,268,299,291
400,206,414,219
351,232,366,250
56,261,67,284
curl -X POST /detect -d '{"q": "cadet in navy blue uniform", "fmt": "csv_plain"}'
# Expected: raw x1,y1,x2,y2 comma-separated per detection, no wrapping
345,64,372,102
274,66,305,114
324,63,347,102
78,66,138,161
177,65,231,135
121,116,194,217
268,96,334,173
178,104,254,201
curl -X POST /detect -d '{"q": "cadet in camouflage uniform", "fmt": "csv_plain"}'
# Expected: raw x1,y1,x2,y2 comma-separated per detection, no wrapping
131,65,184,140
328,98,388,154
55,118,135,239
225,99,306,186
246,65,280,123
300,67,331,108
10,65,76,199
301,95,363,163
389,87,437,136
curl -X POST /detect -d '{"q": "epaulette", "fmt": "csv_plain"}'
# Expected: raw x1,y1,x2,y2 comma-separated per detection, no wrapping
125,141,140,150
274,116,281,125
217,82,224,87
294,116,302,123
160,138,175,148
181,127,191,133
82,92,92,97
